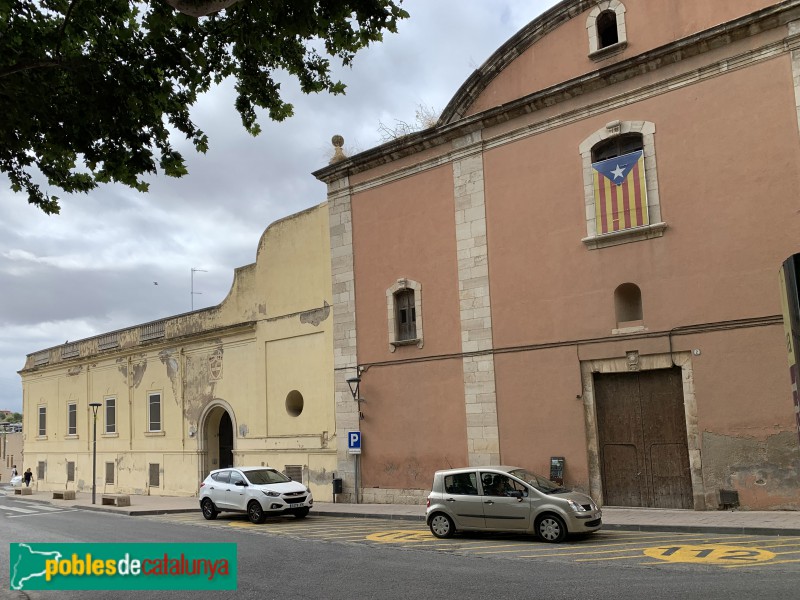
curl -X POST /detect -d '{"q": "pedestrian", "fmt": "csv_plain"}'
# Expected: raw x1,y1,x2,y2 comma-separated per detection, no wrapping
23,468,33,487
11,464,17,478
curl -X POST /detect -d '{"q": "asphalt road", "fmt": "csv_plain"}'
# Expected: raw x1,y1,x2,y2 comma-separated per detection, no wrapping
2,494,799,600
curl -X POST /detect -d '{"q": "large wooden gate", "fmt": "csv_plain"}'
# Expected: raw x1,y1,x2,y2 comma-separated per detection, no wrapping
594,367,692,508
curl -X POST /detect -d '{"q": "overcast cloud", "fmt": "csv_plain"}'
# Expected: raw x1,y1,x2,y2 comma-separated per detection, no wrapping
0,1,560,413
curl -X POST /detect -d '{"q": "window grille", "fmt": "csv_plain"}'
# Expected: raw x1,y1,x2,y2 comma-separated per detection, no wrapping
105,462,115,484
67,461,75,482
37,461,46,480
284,465,303,483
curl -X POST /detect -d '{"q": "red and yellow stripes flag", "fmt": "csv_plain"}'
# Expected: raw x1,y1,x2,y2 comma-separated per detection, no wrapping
592,150,649,234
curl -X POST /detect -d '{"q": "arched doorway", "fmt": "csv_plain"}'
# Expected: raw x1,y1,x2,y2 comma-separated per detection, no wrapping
199,403,236,476
218,412,233,469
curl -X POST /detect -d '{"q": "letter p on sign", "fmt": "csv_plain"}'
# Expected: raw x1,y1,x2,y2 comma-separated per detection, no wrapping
348,431,361,454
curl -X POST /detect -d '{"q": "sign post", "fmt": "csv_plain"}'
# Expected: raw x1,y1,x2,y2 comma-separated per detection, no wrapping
347,431,362,504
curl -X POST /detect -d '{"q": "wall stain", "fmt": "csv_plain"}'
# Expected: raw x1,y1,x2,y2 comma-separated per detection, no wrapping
702,431,800,509
131,358,147,389
300,301,330,327
116,357,127,381
159,349,180,404
67,366,83,377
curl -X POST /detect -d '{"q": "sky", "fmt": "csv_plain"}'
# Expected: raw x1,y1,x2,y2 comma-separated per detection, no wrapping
0,0,560,413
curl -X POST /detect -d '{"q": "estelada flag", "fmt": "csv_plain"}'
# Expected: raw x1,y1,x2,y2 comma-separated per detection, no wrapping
592,150,649,234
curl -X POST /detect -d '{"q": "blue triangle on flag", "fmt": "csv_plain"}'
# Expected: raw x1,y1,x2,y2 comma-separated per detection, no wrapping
592,150,643,186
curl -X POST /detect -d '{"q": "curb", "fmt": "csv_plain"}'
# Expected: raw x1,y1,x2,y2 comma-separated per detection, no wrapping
602,523,800,536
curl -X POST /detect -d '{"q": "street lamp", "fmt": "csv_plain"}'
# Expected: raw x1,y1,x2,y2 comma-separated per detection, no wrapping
89,402,101,504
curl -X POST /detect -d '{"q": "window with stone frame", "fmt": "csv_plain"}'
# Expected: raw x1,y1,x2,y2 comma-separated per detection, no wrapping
579,121,666,249
386,278,424,351
586,1,628,59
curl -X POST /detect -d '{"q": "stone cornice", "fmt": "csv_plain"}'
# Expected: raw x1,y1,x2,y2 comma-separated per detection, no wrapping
19,320,258,374
312,1,800,186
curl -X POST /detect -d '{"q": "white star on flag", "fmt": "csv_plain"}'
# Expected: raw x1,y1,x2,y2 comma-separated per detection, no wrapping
611,164,625,179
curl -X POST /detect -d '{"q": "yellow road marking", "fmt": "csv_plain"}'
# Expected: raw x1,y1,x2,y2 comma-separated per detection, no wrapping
643,544,775,565
366,530,434,543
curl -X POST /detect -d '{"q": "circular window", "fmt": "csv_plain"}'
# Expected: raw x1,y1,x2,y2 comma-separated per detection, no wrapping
285,390,304,417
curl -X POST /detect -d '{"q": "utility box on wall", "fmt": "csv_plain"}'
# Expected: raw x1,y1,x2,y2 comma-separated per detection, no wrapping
550,457,565,486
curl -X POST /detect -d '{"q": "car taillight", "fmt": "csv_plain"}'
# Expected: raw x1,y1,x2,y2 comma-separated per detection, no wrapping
199,482,205,489
426,498,430,508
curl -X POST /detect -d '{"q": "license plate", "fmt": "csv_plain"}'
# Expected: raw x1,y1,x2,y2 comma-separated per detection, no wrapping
289,502,303,508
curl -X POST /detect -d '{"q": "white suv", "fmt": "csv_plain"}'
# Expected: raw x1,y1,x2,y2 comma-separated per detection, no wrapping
426,466,601,542
199,467,313,524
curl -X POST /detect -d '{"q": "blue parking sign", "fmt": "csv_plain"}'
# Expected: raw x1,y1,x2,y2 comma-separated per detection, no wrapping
348,430,362,454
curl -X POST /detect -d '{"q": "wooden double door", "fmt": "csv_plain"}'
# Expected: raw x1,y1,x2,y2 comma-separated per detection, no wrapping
594,368,693,509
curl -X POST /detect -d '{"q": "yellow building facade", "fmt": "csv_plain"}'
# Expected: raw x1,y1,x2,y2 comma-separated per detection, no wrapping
19,203,337,499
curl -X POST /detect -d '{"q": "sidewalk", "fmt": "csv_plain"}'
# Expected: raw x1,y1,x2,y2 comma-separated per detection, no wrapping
4,487,800,536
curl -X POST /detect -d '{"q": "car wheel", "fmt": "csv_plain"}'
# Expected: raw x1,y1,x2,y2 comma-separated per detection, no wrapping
429,513,455,539
293,508,310,519
536,514,567,543
201,498,218,520
247,500,266,524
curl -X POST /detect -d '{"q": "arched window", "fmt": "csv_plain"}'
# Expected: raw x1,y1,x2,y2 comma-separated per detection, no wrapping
615,283,643,324
597,11,619,49
579,121,667,249
586,1,628,58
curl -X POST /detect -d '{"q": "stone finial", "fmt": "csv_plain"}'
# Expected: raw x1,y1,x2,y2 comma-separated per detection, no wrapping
329,135,346,164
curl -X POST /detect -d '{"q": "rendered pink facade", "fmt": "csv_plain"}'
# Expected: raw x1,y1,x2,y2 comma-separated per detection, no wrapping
316,0,800,510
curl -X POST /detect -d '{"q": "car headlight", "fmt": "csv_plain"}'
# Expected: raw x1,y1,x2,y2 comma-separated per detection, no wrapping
567,500,588,512
262,490,281,497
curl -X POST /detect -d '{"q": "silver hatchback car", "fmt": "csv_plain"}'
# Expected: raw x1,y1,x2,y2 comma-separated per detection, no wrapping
426,466,601,542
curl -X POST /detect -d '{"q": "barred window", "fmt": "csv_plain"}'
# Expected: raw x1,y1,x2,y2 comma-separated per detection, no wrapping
105,462,115,484
67,461,75,482
284,465,303,483
38,406,46,437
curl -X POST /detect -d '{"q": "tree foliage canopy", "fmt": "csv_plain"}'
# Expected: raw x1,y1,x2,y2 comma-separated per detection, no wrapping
0,0,408,213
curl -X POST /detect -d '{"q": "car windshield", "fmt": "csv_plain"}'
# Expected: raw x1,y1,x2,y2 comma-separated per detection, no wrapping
508,469,566,494
243,469,291,485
